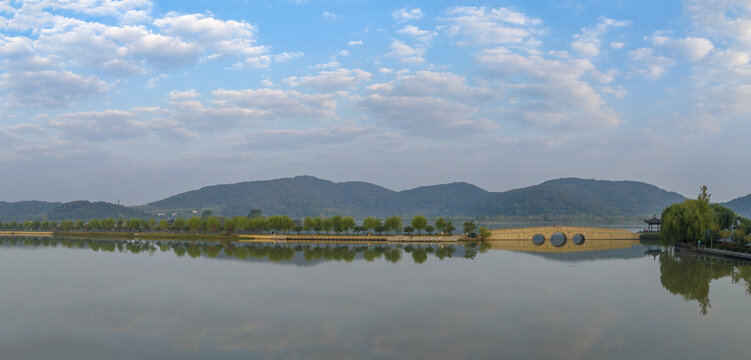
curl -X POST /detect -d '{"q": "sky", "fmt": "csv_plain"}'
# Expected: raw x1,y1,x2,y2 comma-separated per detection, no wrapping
0,0,749,205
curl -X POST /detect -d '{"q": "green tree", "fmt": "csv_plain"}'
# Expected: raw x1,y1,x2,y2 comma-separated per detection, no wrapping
444,221,456,235
661,200,710,245
281,216,295,234
322,218,333,234
127,218,141,231
251,217,267,232
425,225,435,234
304,217,314,233
60,220,74,231
698,185,711,203
342,217,356,234
411,215,427,234
463,220,477,235
102,218,115,231
88,219,100,230
233,216,249,232
206,216,221,232
434,217,446,234
187,216,202,233
331,216,344,234
312,217,323,234
75,220,84,230
478,227,492,240
158,219,169,232
172,218,186,232
710,204,736,230
362,217,380,233
201,210,213,218
267,215,283,233
385,216,403,234
403,226,414,234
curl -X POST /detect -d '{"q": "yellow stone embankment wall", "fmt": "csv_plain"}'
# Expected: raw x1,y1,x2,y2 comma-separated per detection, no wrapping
0,231,53,237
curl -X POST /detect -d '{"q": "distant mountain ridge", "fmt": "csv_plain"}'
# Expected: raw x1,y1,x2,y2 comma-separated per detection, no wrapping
723,194,751,218
140,176,492,219
0,176,699,222
139,175,686,219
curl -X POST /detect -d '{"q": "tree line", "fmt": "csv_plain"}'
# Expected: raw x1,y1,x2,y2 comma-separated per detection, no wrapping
661,186,751,246
0,211,491,239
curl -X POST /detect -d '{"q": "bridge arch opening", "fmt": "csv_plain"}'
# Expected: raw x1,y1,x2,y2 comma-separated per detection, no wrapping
550,232,567,247
573,233,585,245
532,234,545,245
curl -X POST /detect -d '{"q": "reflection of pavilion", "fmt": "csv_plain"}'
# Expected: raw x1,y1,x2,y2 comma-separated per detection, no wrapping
645,247,662,260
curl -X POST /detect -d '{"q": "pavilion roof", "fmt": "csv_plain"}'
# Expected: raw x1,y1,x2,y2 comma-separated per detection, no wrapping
644,215,661,225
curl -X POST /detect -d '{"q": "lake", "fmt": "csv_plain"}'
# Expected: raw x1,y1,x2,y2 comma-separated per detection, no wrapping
1,237,750,359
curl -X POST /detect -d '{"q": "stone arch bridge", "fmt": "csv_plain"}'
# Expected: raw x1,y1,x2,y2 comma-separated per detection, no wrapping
487,226,639,252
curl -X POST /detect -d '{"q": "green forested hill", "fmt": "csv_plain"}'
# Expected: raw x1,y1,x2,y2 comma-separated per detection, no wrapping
473,178,685,217
140,176,490,218
141,176,684,219
47,201,150,221
0,201,60,222
723,194,751,218
1,176,691,221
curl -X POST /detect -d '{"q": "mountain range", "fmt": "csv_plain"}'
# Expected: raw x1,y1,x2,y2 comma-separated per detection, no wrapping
0,176,748,222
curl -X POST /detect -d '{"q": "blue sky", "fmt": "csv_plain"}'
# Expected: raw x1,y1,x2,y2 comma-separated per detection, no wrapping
1,0,749,204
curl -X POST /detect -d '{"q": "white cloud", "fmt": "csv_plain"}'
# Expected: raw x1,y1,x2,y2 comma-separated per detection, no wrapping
392,8,423,21
476,47,620,130
387,40,425,64
397,25,437,43
358,71,500,137
0,70,106,107
357,94,495,137
348,40,363,46
50,110,144,141
212,88,337,119
236,124,368,149
442,6,540,46
168,89,199,101
627,47,675,78
570,18,630,57
367,70,499,102
321,11,337,20
284,68,372,92
683,0,751,50
647,33,714,61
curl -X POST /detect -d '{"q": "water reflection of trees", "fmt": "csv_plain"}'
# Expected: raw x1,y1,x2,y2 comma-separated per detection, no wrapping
0,237,490,265
659,249,751,315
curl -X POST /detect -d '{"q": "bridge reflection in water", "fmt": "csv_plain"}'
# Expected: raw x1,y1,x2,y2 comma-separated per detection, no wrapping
487,226,640,253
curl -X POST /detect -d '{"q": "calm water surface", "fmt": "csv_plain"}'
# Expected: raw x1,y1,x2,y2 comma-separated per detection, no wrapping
1,237,750,359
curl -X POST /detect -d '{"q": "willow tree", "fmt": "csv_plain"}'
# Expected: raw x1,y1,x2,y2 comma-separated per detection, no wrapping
660,200,710,245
